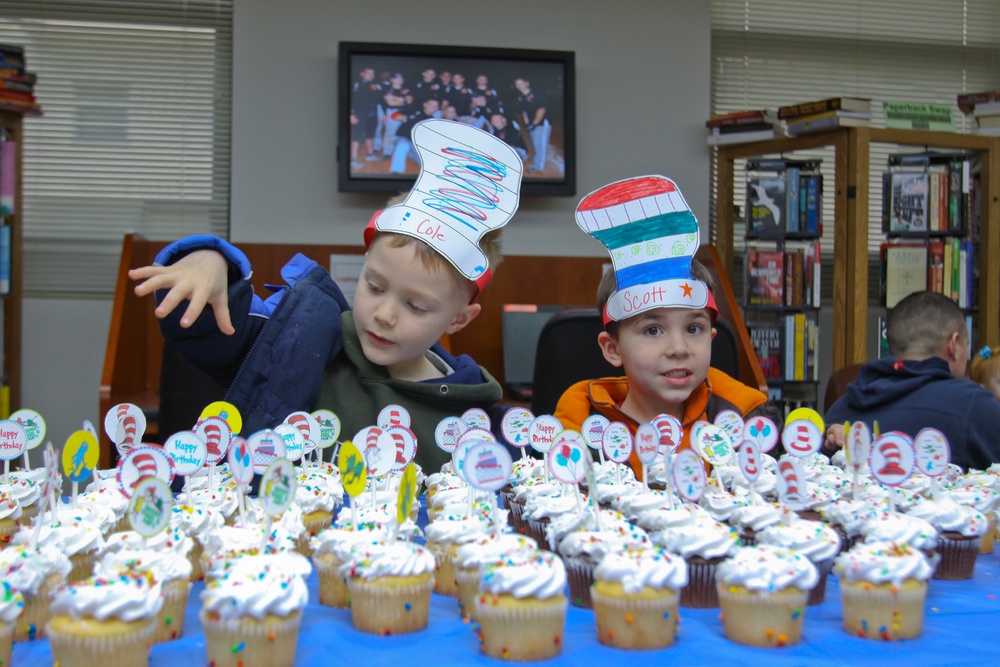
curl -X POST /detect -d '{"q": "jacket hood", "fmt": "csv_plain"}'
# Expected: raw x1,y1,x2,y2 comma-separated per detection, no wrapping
843,356,954,411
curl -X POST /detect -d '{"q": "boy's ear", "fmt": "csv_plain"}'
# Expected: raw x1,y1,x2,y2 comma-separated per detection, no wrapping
445,302,481,335
598,331,624,368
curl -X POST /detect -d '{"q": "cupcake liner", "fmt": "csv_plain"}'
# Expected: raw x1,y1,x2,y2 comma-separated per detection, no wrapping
347,575,434,635
110,515,131,534
564,561,595,609
526,517,552,551
0,622,12,667
681,556,723,608
0,517,16,544
508,498,527,533
716,585,808,647
298,511,333,557
979,518,995,555
429,543,459,596
314,553,350,608
47,616,155,667
933,533,979,580
67,550,97,584
153,578,191,643
591,586,680,649
200,608,302,667
454,567,479,621
474,593,567,661
807,558,834,606
839,579,927,640
16,503,39,527
188,540,205,582
738,529,757,547
14,572,65,641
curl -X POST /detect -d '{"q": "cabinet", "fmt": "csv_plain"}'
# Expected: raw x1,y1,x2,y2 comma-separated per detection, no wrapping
714,127,1000,372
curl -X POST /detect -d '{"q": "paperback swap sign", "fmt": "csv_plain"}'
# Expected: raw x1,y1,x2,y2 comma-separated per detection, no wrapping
882,101,954,132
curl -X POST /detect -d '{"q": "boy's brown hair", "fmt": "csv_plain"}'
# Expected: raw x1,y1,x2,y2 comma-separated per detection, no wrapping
886,291,966,358
598,259,716,338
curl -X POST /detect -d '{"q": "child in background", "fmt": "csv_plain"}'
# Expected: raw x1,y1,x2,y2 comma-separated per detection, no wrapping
128,119,523,472
970,345,1000,402
554,175,779,479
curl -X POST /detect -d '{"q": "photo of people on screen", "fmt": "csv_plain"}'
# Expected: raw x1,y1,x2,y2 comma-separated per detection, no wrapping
348,55,566,181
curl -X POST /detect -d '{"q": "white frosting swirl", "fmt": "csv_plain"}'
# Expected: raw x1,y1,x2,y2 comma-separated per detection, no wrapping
834,540,935,585
170,503,225,541
339,540,436,579
49,569,163,622
97,546,193,583
0,492,21,522
0,544,72,595
858,511,937,550
558,528,649,564
200,553,311,619
100,527,194,561
651,517,738,559
12,515,105,556
0,478,40,508
424,516,493,548
310,523,393,559
453,534,538,570
479,549,566,600
716,544,818,591
818,498,882,538
594,547,688,593
77,486,129,522
0,581,23,623
728,502,783,533
904,497,988,537
188,483,239,519
756,518,841,562
295,470,344,514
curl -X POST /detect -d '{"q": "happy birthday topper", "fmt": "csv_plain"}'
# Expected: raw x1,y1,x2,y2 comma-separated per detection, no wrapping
575,175,714,323
365,119,522,292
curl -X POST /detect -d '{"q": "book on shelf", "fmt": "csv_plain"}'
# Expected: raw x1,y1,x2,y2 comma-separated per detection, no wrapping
887,172,929,232
777,96,872,120
957,89,1000,114
705,109,778,128
0,137,14,216
784,109,872,125
971,100,1000,117
746,176,785,232
977,114,1000,129
746,250,784,305
877,316,890,359
706,127,775,146
0,224,9,296
883,243,928,308
780,313,817,382
786,112,870,135
749,326,782,380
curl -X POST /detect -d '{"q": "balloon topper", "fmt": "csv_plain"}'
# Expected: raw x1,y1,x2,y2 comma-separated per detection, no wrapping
744,415,778,453
547,431,589,485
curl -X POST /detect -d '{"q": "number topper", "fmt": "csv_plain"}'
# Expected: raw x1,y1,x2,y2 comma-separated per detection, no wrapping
198,401,243,437
913,427,951,478
634,422,661,465
247,428,286,475
671,449,706,503
377,404,412,430
312,409,342,449
461,407,491,431
547,430,588,484
781,418,823,458
776,455,808,510
195,416,233,466
528,415,562,454
338,440,367,498
10,409,46,451
227,436,255,486
581,414,611,450
869,431,916,487
738,438,762,483
434,416,468,453
117,446,175,499
501,407,535,448
463,441,513,492
259,457,297,517
273,423,305,463
0,420,27,461
713,409,745,445
651,414,682,455
162,431,208,477
744,415,778,453
127,476,173,538
602,422,633,464
62,429,99,483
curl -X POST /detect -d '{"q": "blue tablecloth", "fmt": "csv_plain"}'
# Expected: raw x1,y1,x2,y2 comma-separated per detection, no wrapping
13,517,1000,666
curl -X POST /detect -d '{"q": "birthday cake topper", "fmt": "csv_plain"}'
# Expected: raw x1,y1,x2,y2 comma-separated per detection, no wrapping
575,175,716,323
364,118,523,296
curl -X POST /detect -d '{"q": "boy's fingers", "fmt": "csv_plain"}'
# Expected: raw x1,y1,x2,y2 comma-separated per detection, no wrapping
180,290,209,328
154,285,190,320
212,296,235,335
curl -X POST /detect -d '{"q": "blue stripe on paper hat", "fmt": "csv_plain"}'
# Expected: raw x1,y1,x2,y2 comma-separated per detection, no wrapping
575,175,715,323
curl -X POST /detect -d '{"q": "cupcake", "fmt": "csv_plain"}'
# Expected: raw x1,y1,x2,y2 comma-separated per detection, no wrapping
11,512,105,583
591,547,687,649
715,544,817,647
833,540,934,640
294,469,344,555
0,581,23,667
199,524,298,581
727,500,783,546
310,521,394,609
340,539,436,635
170,503,225,581
0,492,20,543
77,486,130,534
0,477,40,527
818,498,882,553
557,524,649,608
424,514,495,596
97,536,193,643
652,515,739,608
857,511,938,559
475,549,568,661
0,544,72,640
756,517,841,604
905,497,987,579
452,533,537,621
46,568,162,667
200,553,310,667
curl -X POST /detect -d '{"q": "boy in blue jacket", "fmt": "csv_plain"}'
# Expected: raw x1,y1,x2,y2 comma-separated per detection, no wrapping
824,290,1000,471
129,119,523,471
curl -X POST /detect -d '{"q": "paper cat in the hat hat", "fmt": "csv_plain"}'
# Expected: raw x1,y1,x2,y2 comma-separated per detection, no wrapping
575,175,717,323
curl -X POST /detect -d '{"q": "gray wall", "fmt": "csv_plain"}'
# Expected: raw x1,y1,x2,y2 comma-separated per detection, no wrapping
22,0,712,445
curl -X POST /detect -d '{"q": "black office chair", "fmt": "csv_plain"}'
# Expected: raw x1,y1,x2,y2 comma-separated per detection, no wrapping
529,308,744,417
158,342,228,441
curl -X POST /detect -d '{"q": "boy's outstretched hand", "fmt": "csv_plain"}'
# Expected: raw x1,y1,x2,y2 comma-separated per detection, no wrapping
824,423,845,452
128,249,236,335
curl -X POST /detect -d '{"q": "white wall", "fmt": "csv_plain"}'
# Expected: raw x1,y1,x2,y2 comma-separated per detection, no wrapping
21,0,712,439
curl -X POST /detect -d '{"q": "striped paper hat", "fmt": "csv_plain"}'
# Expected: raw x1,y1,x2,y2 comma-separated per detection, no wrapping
575,175,716,323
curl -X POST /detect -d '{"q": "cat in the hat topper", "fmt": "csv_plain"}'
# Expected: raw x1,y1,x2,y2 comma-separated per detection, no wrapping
575,175,716,324
364,118,523,297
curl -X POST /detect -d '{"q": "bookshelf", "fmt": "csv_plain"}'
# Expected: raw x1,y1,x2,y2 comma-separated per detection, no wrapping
714,127,1000,373
0,109,30,416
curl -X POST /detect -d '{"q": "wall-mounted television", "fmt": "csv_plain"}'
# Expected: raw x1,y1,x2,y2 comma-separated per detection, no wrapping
338,41,576,197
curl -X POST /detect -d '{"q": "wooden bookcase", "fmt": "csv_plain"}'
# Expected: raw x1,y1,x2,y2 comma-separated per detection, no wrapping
714,127,1000,372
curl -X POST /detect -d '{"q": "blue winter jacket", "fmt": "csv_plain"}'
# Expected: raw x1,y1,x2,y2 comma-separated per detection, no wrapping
824,356,1000,471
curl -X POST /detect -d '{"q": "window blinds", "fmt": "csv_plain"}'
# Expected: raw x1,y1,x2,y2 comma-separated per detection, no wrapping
710,0,1000,303
0,0,232,297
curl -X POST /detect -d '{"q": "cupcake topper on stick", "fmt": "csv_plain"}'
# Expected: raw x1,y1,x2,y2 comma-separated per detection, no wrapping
312,409,342,462
714,410,744,445
652,414,682,456
529,415,562,483
386,425,418,474
776,455,808,510
575,175,717,325
581,414,610,464
273,423,305,465
227,436,254,523
62,429,99,506
461,408,491,431
601,421,633,487
258,457,297,552
501,407,535,459
378,404,412,430
845,420,871,500
199,401,243,438
913,427,950,498
127,476,172,546
247,428,285,475
869,431,916,512
0,419,26,484
395,462,419,541
434,416,468,454
462,441,513,539
10,408,45,471
30,443,60,550
634,422,660,489
737,439,762,505
163,430,207,508
672,449,706,503
354,425,395,506
692,423,734,488
116,446,174,499
285,411,322,467
195,415,233,487
104,403,147,458
781,414,824,458
548,430,588,510
338,440,367,528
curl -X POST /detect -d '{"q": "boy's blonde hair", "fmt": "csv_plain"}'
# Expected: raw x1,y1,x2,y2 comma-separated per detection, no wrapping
970,346,1000,386
373,192,504,298
597,259,716,338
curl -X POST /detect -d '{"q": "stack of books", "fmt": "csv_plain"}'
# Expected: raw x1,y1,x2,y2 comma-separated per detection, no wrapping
957,90,1000,136
778,97,872,136
705,109,782,146
0,43,39,115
